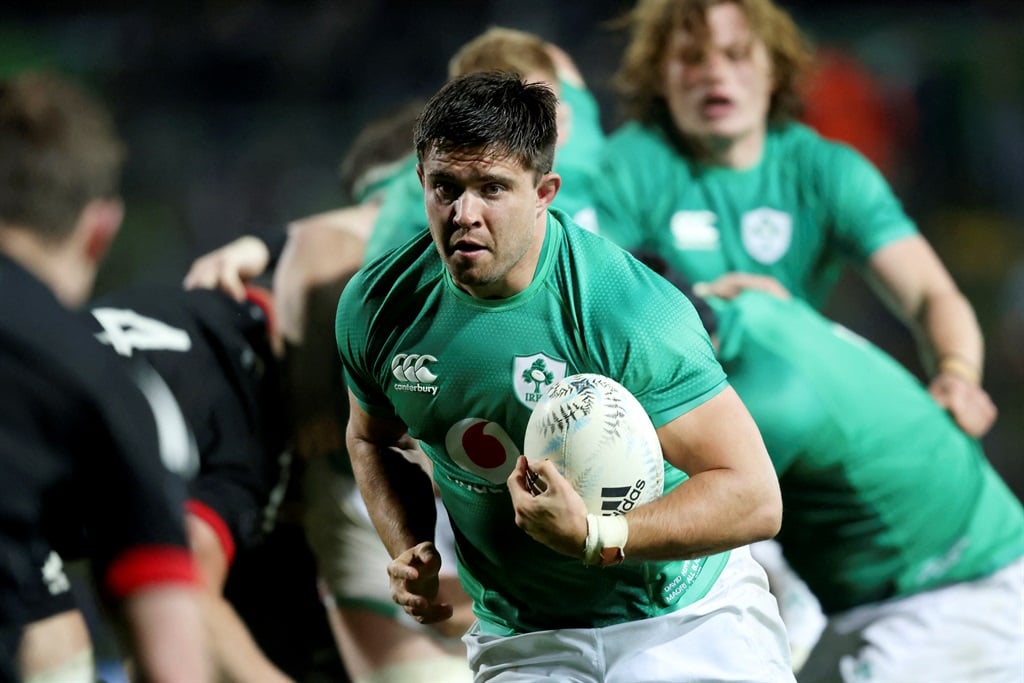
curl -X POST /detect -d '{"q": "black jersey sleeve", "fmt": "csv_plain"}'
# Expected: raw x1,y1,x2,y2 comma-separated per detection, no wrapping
80,357,199,599
0,259,198,607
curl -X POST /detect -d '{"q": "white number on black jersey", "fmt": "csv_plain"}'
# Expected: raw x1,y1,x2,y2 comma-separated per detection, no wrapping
130,363,200,479
91,308,192,357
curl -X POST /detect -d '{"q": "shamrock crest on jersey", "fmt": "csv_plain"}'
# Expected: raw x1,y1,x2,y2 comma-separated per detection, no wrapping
513,353,567,408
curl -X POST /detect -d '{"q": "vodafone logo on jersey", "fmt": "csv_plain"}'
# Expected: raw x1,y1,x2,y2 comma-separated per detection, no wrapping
445,418,520,484
392,353,439,395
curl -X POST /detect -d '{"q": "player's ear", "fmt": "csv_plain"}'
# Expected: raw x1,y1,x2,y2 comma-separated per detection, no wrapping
79,197,124,265
416,163,426,189
536,172,561,213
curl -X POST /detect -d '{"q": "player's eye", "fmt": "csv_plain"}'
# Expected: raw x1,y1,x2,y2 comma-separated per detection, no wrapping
675,46,705,65
725,42,753,61
434,182,460,202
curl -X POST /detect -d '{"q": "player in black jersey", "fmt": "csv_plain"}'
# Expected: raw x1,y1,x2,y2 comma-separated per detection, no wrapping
0,72,210,682
85,283,295,682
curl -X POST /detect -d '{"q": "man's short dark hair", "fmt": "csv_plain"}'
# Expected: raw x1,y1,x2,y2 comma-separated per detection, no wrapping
414,71,557,180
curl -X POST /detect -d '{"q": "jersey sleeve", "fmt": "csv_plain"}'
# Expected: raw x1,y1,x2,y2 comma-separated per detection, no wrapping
578,245,727,427
823,142,918,264
626,288,728,429
86,360,198,599
335,269,397,419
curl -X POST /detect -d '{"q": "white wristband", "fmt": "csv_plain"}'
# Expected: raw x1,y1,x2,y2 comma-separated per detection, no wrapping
583,514,629,567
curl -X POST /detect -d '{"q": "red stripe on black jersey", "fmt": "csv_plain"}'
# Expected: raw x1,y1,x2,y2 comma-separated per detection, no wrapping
105,545,198,599
185,498,237,566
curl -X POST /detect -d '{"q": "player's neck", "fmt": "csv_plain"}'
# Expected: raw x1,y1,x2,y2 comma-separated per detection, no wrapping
0,227,92,307
689,129,765,170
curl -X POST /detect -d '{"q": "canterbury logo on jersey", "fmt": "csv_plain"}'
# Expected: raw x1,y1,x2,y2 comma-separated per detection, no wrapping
392,353,439,395
670,211,720,250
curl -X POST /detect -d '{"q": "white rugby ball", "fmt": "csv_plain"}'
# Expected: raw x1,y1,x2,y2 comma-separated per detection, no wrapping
523,373,664,515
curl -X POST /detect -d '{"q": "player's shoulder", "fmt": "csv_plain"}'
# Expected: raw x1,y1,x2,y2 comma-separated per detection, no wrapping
772,122,873,170
557,209,631,262
605,120,671,155
556,212,689,312
88,285,273,380
0,259,101,365
0,276,140,407
90,284,253,340
340,231,441,318
601,120,693,190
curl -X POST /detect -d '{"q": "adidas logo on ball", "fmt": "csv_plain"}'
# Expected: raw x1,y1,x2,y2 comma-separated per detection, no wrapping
600,479,650,514
524,373,664,516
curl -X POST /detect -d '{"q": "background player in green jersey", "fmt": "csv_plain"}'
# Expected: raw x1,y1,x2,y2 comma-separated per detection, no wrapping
361,25,606,263
593,0,996,440
338,71,794,682
637,252,1024,683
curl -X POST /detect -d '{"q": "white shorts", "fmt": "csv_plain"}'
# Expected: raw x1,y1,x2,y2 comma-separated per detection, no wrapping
464,545,795,683
751,539,827,672
303,455,459,618
798,556,1024,683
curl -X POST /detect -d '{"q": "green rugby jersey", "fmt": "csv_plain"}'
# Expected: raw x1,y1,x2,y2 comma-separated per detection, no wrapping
362,153,422,264
363,77,605,263
338,209,729,634
712,291,1024,613
594,121,917,308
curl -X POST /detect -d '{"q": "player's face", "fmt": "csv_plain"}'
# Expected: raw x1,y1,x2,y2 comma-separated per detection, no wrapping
661,2,773,163
418,148,559,299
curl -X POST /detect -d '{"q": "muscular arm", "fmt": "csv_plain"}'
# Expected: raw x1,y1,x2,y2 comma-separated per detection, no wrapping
345,394,437,555
273,206,377,345
511,386,782,562
867,235,996,436
346,394,454,625
615,386,781,560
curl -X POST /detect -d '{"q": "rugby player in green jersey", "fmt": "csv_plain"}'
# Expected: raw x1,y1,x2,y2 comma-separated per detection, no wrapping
337,71,795,682
637,252,1024,683
594,0,996,440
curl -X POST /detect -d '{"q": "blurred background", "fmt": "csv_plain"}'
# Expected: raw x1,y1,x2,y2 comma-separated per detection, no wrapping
2,0,1020,493
2,2,1020,679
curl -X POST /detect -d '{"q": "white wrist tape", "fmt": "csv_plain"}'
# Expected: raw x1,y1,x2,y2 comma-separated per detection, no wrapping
583,513,629,567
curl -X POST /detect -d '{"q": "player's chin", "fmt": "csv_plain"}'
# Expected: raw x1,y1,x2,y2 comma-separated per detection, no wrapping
447,260,493,288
